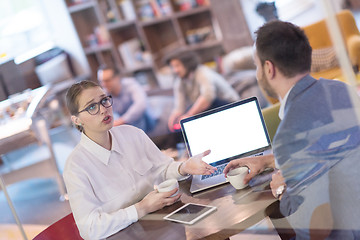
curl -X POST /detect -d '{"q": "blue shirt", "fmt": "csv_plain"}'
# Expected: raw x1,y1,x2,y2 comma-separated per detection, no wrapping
111,77,155,132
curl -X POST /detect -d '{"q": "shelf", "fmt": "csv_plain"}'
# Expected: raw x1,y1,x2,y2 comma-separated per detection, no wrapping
140,16,173,27
124,64,154,74
68,1,96,13
84,43,112,54
67,0,250,83
175,6,211,19
106,20,136,30
183,39,222,51
152,41,183,58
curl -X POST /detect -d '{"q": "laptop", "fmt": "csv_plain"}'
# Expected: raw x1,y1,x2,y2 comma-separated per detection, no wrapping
180,97,272,193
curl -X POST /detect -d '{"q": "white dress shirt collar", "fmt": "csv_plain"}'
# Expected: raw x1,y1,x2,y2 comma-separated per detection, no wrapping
278,87,293,120
80,129,123,165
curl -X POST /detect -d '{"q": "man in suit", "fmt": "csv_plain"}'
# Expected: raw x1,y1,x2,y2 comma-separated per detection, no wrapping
224,21,360,239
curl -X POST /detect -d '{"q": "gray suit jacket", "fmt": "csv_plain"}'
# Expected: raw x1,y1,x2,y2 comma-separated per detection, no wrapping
272,75,360,238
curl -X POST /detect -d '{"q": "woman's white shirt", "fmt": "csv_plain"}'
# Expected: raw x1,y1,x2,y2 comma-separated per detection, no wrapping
63,125,182,240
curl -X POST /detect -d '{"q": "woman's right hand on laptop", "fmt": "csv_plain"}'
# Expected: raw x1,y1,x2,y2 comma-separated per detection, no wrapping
179,150,217,176
223,154,276,184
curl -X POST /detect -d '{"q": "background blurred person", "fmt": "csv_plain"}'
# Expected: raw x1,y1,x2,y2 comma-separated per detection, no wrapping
97,65,156,133
166,51,240,131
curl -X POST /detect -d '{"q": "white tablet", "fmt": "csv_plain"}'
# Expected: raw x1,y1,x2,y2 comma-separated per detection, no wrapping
163,203,217,225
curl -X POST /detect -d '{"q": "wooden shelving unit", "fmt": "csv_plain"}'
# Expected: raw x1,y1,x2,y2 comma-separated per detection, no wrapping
65,0,252,90
68,1,96,13
84,42,113,54
106,20,136,30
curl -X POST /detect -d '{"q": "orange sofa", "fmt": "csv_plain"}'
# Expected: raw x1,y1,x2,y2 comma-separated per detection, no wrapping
302,9,360,80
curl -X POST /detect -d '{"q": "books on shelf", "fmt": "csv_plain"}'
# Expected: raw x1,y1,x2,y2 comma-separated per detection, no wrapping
94,25,110,45
84,25,110,48
186,26,213,44
136,0,172,21
119,0,137,21
174,0,209,11
118,38,153,69
118,39,142,69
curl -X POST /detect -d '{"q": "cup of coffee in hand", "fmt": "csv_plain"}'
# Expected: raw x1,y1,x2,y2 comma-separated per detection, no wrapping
156,179,179,197
226,167,249,190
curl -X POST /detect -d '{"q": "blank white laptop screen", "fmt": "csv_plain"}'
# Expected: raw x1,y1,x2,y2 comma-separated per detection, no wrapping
180,97,271,165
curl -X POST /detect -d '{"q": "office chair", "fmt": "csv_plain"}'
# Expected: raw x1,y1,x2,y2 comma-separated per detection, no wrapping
33,213,83,240
261,102,281,143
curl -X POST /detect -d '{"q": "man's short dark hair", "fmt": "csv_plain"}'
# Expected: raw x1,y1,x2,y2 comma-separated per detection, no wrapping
97,64,120,76
165,51,201,74
255,21,312,77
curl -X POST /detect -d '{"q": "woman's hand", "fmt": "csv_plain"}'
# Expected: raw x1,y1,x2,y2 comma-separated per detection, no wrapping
168,112,181,132
179,150,217,175
135,188,181,219
270,170,286,199
223,154,275,184
179,113,191,122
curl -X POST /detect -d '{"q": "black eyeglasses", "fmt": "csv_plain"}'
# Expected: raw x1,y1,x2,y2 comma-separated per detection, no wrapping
78,95,113,115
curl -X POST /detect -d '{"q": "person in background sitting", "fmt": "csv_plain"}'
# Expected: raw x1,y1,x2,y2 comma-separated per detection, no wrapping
64,80,216,240
97,65,156,133
166,51,240,131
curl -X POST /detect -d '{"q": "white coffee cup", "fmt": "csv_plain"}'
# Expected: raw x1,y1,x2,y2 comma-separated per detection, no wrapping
226,167,249,190
156,179,179,197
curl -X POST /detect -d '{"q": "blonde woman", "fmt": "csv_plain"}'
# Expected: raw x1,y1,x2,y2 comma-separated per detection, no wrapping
64,80,216,240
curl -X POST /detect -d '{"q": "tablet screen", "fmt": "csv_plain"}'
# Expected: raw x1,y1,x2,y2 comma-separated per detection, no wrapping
163,203,216,224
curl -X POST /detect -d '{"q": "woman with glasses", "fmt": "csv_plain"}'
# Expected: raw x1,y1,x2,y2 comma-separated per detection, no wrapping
64,80,216,240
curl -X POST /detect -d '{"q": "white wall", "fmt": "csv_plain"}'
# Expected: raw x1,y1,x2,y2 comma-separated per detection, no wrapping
41,0,90,77
279,0,345,27
239,0,265,39
239,0,346,39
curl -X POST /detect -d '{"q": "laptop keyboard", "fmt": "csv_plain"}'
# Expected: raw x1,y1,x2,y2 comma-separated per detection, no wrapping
201,163,228,180
200,152,265,181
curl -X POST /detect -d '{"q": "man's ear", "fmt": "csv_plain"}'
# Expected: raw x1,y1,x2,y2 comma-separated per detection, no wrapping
264,60,276,79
